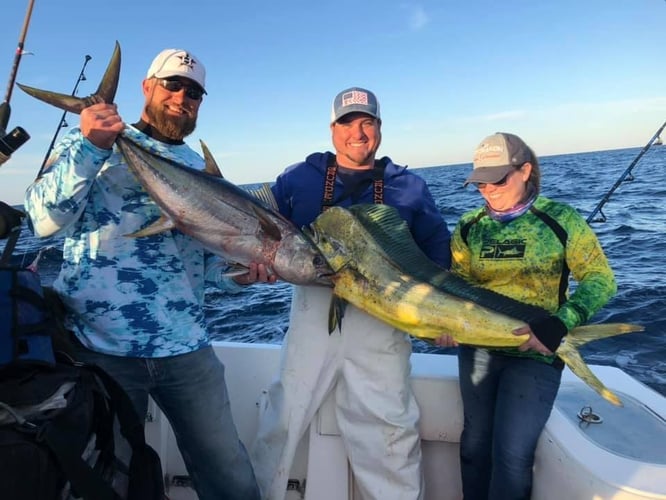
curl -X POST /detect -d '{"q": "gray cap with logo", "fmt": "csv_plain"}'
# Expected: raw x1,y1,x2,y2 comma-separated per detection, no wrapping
464,132,534,186
330,87,381,123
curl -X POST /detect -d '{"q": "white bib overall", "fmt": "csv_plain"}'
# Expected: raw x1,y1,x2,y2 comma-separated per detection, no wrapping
250,285,424,500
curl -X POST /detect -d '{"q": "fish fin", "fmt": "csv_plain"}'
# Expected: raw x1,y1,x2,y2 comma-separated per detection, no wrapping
556,341,623,406
328,295,348,334
16,84,95,114
221,263,251,277
94,41,121,105
125,215,176,237
553,323,644,406
17,41,121,113
199,140,224,178
253,205,282,241
567,323,644,346
247,183,279,211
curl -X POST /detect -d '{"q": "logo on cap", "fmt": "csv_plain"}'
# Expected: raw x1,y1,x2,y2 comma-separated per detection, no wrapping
176,53,197,71
342,90,369,107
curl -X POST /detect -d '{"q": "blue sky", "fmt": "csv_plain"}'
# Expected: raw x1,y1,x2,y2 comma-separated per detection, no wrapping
1,0,664,205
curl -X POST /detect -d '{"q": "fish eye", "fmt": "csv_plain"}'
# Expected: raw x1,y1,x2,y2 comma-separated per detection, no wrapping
313,254,327,267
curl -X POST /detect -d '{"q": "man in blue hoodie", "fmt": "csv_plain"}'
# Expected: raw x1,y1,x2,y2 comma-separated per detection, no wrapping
249,87,452,500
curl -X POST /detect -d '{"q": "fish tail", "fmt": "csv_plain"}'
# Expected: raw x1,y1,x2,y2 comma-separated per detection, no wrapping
15,84,92,114
17,41,121,114
566,322,644,348
556,341,623,406
555,323,642,406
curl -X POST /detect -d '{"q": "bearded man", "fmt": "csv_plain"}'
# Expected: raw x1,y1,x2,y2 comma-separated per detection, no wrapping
24,48,260,500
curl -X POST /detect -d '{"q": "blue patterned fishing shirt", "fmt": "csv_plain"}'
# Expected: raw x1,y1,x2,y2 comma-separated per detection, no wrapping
24,125,227,357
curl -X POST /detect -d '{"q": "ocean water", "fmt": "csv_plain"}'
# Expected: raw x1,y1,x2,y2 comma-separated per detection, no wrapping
3,146,665,396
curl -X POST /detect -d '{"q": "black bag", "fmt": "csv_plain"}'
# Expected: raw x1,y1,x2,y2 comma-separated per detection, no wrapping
0,352,165,500
0,266,56,368
0,244,164,499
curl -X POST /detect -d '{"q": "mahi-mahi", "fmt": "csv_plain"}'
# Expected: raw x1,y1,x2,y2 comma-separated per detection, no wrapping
305,203,643,406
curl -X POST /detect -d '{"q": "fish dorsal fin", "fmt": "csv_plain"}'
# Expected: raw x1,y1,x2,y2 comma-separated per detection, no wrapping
17,41,121,114
347,204,549,322
199,140,224,178
125,214,176,238
247,183,279,211
347,204,437,277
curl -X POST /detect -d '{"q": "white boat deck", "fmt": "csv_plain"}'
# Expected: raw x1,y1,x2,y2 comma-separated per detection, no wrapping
149,342,666,500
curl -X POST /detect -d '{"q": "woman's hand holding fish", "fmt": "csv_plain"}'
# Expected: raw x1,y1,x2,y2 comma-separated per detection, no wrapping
513,325,554,355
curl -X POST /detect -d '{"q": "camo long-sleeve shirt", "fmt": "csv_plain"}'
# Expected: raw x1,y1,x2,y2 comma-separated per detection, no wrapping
451,195,617,361
24,126,224,357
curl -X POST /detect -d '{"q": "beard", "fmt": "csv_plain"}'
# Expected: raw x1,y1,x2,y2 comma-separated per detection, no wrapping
144,101,197,141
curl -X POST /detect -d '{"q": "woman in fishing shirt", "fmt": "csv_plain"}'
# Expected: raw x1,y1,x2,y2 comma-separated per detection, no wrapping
443,132,616,500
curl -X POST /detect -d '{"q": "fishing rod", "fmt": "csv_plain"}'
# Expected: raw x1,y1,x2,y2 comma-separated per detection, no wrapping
0,0,35,166
586,120,666,224
36,54,92,178
0,0,36,264
2,0,35,127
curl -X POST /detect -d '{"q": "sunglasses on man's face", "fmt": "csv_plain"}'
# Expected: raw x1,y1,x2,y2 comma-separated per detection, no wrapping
156,79,205,100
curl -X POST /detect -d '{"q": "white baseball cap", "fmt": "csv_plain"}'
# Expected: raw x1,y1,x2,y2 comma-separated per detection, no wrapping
146,49,206,92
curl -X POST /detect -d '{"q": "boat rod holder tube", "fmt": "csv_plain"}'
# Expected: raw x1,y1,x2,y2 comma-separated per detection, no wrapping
587,120,666,224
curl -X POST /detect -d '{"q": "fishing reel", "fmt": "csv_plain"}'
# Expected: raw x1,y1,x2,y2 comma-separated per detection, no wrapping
0,125,30,166
0,102,30,167
0,102,28,242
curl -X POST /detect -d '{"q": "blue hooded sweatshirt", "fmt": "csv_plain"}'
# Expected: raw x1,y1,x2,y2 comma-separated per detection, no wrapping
271,151,451,268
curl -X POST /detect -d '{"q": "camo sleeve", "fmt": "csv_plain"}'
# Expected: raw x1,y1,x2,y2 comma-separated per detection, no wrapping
556,208,617,330
24,129,112,238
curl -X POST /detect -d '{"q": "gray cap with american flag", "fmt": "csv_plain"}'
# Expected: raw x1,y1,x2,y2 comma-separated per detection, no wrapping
330,87,381,123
